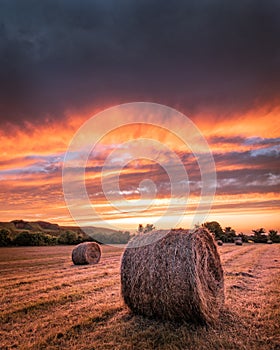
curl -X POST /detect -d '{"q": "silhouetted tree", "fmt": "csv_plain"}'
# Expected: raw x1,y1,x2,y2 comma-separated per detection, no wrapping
144,224,155,233
137,224,155,233
252,228,267,243
238,232,248,243
203,221,223,240
269,229,279,243
0,229,12,246
223,227,236,242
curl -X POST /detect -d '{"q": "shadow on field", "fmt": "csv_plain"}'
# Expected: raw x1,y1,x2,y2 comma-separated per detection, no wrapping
88,307,247,350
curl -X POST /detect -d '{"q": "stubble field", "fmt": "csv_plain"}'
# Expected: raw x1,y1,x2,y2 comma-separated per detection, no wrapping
0,243,279,350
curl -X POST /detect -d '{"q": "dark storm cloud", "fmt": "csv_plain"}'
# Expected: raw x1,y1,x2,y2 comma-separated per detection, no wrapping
214,146,280,170
209,135,280,146
0,0,280,126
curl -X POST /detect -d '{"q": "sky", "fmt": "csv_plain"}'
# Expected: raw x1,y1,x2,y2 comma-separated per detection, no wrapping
0,0,279,233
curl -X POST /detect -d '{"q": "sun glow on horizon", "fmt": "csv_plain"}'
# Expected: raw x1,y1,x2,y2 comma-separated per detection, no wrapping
0,104,279,234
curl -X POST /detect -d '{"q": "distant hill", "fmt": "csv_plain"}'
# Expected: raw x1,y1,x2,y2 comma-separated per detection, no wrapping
0,220,131,245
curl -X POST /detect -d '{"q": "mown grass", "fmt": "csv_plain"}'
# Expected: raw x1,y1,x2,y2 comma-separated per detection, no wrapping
0,244,279,350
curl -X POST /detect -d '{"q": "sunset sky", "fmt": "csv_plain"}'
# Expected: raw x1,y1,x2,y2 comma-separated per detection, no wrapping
0,0,279,233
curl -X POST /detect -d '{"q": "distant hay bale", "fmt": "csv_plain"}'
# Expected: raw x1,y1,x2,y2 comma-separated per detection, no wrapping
121,228,224,324
267,240,273,244
72,242,101,265
217,240,223,246
235,240,243,246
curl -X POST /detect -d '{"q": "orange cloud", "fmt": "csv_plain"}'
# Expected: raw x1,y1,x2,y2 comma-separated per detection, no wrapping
0,103,279,233
195,103,280,139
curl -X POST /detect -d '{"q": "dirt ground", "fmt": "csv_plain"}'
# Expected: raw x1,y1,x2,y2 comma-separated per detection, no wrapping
0,243,279,350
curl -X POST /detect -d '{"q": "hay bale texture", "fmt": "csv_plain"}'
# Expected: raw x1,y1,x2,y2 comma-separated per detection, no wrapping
72,242,101,265
121,228,224,324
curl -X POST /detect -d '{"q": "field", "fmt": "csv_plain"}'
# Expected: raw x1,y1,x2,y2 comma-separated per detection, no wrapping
0,244,279,350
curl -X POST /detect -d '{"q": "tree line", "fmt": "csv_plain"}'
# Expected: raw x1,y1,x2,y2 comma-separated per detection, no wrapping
137,223,279,243
0,229,131,247
0,221,279,247
202,222,279,243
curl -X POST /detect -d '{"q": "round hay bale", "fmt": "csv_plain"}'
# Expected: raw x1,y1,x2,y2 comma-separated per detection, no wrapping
235,240,243,246
267,240,273,244
121,228,224,324
217,240,223,246
72,242,101,265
